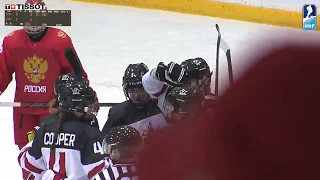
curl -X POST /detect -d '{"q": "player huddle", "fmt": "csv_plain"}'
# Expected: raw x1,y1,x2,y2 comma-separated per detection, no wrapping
0,0,218,179
17,59,217,180
2,0,319,179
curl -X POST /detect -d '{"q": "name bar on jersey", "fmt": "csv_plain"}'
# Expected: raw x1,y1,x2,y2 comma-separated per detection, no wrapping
5,4,46,10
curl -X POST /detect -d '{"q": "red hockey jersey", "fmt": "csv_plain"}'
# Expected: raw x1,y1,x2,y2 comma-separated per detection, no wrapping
0,27,89,115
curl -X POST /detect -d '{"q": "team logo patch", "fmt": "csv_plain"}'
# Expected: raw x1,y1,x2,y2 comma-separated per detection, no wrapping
179,89,188,95
62,74,69,80
57,31,67,38
72,87,80,94
23,55,48,83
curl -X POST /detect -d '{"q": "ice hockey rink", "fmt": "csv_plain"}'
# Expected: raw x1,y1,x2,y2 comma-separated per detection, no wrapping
0,0,303,178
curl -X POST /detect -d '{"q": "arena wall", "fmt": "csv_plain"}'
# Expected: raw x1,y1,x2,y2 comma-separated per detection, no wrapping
73,0,320,30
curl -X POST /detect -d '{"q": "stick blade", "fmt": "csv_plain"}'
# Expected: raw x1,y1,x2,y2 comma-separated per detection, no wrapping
220,37,230,52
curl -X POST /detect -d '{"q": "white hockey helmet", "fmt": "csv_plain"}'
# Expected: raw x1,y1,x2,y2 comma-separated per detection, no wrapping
23,0,47,37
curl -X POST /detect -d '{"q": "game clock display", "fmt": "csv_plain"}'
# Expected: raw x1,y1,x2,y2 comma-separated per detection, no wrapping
5,10,71,26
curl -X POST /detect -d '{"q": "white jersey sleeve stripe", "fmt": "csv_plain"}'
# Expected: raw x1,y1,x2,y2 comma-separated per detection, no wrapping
87,160,105,179
25,152,45,174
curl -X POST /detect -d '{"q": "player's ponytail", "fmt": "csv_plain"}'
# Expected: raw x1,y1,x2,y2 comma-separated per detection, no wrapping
50,111,65,154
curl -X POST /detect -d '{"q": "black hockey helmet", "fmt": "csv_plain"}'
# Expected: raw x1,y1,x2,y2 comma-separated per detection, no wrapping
58,78,95,114
102,126,142,159
122,63,149,88
180,57,212,95
122,63,150,108
54,73,88,96
181,57,211,79
164,86,202,114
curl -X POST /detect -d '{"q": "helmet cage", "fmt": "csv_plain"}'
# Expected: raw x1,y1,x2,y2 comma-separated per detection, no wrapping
123,79,150,106
102,141,118,155
24,25,47,38
183,71,212,95
102,138,143,158
164,97,196,114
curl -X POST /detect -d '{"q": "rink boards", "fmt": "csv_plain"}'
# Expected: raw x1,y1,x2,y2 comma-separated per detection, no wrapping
73,0,319,30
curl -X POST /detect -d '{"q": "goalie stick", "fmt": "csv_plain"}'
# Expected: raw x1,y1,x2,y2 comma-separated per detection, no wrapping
0,48,119,107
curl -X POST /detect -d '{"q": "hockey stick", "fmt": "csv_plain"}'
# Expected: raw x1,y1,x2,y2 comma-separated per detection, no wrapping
214,24,221,96
215,24,234,85
64,47,83,77
63,47,119,107
0,102,118,107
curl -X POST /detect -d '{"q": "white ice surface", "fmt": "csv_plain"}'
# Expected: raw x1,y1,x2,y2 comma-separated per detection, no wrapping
0,0,306,178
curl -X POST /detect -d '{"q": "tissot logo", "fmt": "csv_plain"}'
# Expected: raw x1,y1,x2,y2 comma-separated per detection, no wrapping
5,4,46,10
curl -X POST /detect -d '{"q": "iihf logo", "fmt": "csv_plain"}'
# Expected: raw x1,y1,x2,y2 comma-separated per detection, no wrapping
302,4,317,31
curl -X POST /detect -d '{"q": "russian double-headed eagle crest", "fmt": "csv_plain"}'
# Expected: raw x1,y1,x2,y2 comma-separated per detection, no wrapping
23,55,48,83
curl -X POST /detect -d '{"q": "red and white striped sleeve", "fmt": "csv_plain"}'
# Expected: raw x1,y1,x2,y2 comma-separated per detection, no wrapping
142,69,169,99
18,141,46,179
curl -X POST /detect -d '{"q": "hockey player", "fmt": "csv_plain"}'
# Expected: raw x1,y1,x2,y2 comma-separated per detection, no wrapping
0,0,99,179
24,73,101,179
142,58,217,113
27,73,100,143
141,86,203,144
180,57,212,96
50,73,99,128
163,86,203,125
102,63,168,137
93,126,142,180
180,57,219,113
18,78,105,179
137,86,208,179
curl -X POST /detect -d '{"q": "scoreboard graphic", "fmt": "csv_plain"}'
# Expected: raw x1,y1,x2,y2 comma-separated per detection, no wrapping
5,7,71,26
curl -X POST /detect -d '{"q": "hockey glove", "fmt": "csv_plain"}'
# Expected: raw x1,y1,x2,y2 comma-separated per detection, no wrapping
27,125,40,142
156,62,184,86
27,130,35,142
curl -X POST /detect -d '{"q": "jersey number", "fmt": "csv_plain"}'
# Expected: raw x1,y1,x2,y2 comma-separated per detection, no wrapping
49,152,67,178
93,142,103,154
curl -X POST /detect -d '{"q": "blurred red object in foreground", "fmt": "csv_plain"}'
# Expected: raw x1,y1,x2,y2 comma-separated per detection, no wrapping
137,38,320,180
